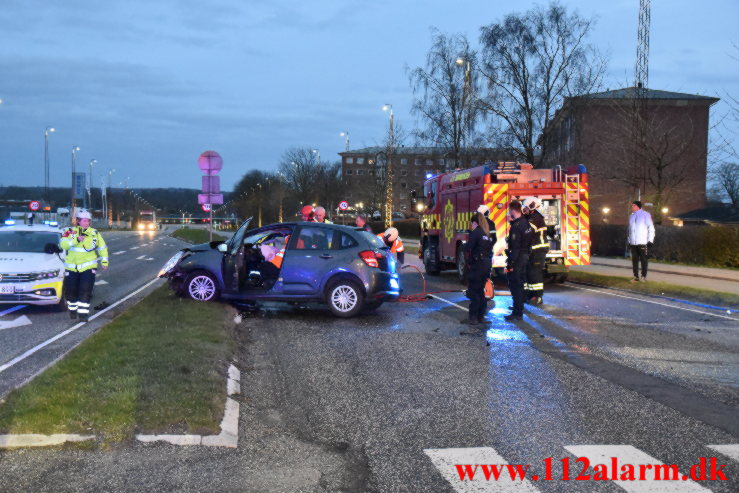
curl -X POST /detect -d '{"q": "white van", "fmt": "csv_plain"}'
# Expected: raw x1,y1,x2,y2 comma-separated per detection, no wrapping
0,224,65,307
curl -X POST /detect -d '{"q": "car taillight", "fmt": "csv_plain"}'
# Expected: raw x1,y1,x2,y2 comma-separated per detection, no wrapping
359,250,382,268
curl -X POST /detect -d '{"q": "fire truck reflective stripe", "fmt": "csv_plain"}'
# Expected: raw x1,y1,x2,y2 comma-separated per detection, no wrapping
579,184,591,265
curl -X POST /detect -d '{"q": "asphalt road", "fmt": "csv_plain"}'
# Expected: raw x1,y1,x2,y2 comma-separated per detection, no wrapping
0,228,189,398
0,255,737,492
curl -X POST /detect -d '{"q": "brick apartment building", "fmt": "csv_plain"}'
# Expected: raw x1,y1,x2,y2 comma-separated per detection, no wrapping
541,87,718,224
339,147,513,213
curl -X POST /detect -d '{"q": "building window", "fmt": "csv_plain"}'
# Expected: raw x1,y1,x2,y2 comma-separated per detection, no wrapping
400,182,407,188
439,159,445,166
346,157,354,164
357,157,365,165
357,169,364,175
346,169,353,175
426,159,433,166
401,170,407,176
400,158,408,165
400,192,407,199
415,158,422,166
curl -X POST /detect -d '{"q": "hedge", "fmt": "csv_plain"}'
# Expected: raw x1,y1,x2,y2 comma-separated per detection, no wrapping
590,223,739,268
368,219,421,239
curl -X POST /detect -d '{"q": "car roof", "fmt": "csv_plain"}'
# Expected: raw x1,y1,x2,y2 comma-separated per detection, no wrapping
0,224,62,233
259,221,368,233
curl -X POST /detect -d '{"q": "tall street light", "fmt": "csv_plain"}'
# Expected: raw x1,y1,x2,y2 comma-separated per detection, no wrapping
311,148,321,166
87,159,97,210
70,146,80,222
382,104,395,228
44,126,56,202
339,131,350,152
107,168,116,227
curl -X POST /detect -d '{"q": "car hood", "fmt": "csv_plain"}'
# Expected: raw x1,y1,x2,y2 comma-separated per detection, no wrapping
187,242,222,253
0,252,64,273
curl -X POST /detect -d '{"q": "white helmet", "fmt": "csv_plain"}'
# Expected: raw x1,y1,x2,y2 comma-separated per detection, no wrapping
384,227,399,242
524,197,541,211
76,209,92,220
476,204,490,215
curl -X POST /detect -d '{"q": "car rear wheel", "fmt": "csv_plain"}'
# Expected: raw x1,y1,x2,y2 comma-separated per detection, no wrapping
326,280,364,318
185,271,219,301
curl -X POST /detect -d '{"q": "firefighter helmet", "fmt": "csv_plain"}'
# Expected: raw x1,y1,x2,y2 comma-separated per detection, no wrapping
476,204,490,215
76,209,92,220
384,227,399,242
300,205,314,219
524,197,542,211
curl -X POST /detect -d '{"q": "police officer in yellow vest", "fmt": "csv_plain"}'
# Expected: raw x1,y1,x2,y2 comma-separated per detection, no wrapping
60,209,109,321
522,197,549,305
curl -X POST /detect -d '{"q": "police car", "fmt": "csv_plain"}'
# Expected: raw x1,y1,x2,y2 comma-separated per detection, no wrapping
0,222,65,307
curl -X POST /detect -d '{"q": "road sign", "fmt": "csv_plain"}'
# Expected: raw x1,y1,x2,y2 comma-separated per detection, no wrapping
198,150,223,175
29,201,40,211
198,193,223,205
202,203,212,212
339,201,349,210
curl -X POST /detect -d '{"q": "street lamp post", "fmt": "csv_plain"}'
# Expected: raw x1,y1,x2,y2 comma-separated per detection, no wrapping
70,146,80,223
107,169,115,227
382,104,395,228
339,132,350,152
44,126,56,202
87,159,97,210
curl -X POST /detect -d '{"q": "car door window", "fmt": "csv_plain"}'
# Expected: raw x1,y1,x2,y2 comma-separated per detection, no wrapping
292,227,333,250
334,232,358,250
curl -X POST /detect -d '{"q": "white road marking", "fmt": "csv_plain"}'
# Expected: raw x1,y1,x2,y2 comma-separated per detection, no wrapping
564,445,710,491
95,280,108,286
0,278,160,374
564,284,738,322
136,255,146,260
131,246,139,250
0,315,32,331
0,305,26,317
112,251,126,255
707,444,739,462
146,257,154,261
428,293,469,312
425,447,540,492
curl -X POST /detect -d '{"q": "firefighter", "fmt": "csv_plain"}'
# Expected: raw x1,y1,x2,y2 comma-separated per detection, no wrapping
378,227,404,264
461,212,494,327
300,205,314,221
476,204,496,234
505,201,532,321
313,206,332,223
355,214,372,233
523,197,549,305
59,209,109,321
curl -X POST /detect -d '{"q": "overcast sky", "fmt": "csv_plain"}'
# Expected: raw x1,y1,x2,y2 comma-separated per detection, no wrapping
1,0,737,191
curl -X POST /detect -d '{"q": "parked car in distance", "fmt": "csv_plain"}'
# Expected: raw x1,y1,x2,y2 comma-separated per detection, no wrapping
160,219,400,317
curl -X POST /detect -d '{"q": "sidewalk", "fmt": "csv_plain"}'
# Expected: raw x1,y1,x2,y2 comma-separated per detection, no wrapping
571,256,739,296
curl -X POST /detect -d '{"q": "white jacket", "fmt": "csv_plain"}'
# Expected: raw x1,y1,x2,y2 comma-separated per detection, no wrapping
628,209,655,245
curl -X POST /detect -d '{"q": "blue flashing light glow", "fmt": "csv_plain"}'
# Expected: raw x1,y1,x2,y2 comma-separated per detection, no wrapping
4,219,16,225
49,221,58,226
425,173,433,179
390,278,400,290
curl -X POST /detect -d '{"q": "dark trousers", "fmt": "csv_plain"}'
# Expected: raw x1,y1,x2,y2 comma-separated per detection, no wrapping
64,269,96,315
630,244,648,278
525,249,548,298
507,256,528,316
467,265,491,322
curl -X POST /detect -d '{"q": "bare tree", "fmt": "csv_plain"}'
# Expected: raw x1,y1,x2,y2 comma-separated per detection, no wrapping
315,161,343,218
711,162,739,207
278,147,319,204
478,2,606,165
408,30,481,169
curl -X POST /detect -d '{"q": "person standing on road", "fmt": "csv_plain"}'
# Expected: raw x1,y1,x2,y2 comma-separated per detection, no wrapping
476,204,496,233
60,209,109,322
461,212,494,327
505,201,532,321
356,214,372,233
314,206,332,223
378,227,405,264
522,197,549,305
628,200,655,282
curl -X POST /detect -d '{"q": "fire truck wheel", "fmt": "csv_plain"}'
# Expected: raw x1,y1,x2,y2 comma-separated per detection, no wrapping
423,245,441,275
557,274,568,283
456,248,467,284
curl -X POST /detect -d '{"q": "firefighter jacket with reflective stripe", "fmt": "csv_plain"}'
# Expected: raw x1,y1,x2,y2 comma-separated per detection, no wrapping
270,235,289,269
528,210,549,250
60,226,109,272
377,234,404,254
506,216,532,267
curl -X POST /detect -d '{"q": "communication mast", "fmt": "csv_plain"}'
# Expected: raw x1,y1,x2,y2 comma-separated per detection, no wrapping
632,0,651,200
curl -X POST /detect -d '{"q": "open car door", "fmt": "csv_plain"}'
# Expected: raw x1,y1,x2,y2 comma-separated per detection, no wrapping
221,217,252,294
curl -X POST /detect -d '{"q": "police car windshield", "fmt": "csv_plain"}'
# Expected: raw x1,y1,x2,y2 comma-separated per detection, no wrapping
0,231,60,253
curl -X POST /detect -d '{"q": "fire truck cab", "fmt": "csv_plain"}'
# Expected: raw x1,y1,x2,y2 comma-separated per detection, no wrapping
419,162,590,282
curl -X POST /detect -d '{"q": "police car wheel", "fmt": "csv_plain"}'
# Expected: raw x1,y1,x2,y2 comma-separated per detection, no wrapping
326,280,364,318
185,271,219,301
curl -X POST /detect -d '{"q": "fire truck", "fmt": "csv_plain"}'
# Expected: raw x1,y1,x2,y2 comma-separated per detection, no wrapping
418,162,590,282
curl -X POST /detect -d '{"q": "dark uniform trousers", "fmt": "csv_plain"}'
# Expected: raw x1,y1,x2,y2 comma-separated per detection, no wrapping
64,270,96,316
507,255,529,316
526,249,548,298
467,263,492,322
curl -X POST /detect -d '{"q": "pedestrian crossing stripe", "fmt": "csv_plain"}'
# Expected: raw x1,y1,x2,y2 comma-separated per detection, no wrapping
425,444,734,492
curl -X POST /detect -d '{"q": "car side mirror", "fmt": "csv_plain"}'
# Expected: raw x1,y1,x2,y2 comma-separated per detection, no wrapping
45,243,62,254
217,243,228,253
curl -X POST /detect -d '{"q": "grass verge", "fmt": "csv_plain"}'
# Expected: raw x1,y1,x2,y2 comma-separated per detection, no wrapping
171,227,228,244
567,270,739,308
0,286,234,441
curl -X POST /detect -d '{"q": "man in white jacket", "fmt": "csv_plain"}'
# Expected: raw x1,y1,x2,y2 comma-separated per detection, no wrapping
627,200,655,282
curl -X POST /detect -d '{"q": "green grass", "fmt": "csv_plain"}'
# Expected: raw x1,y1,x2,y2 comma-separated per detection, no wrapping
0,286,234,441
568,270,739,308
171,227,228,244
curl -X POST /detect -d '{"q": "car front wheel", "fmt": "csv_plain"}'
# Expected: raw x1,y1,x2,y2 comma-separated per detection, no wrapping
326,280,364,318
185,271,219,301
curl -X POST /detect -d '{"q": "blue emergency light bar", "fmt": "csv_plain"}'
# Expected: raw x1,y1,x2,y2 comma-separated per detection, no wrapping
4,219,15,225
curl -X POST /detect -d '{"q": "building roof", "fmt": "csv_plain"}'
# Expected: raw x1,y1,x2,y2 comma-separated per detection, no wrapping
674,205,739,224
339,146,511,156
572,87,719,103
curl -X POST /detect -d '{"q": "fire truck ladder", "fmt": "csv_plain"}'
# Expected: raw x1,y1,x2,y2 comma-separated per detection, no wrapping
564,173,582,263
